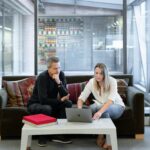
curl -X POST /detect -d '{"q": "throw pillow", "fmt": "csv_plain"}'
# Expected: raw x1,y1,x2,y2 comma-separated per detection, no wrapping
3,80,24,107
18,77,36,106
117,79,128,104
67,81,87,104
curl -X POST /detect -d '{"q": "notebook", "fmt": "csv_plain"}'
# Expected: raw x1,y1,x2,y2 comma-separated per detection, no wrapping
65,108,93,123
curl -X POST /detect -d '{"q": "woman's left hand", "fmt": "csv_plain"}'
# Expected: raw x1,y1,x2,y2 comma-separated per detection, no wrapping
93,111,102,120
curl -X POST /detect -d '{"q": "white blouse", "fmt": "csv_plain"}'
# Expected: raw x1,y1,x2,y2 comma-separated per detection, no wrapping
78,77,125,107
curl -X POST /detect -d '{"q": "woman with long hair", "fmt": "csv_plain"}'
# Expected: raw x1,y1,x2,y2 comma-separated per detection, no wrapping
77,63,125,150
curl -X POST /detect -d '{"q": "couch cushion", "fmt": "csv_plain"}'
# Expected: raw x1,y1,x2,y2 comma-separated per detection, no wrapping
3,80,24,107
18,77,36,106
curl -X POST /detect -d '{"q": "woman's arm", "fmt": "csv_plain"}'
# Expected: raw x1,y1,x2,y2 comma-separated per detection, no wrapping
77,79,92,108
77,99,84,108
93,100,113,120
93,78,117,119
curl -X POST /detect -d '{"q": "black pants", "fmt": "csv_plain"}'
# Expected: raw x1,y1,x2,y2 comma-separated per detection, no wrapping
27,99,72,118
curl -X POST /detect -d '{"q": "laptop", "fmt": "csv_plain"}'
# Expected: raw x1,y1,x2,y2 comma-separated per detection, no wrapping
65,108,93,123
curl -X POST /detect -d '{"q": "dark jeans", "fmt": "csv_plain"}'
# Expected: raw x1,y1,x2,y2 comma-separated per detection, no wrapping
27,99,72,118
27,99,72,144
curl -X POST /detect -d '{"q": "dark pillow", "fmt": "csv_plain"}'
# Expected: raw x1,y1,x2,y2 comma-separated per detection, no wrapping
117,79,128,104
67,81,87,104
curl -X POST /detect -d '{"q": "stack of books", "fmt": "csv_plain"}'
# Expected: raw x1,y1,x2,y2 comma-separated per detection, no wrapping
22,114,57,127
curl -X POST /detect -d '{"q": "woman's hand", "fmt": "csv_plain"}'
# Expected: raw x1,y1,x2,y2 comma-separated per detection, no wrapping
77,99,83,109
93,100,112,120
93,111,102,120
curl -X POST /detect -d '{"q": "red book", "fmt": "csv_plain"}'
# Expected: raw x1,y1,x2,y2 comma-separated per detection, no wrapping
23,114,57,127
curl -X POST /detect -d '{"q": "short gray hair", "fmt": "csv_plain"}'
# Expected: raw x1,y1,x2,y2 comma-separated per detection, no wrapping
47,56,60,68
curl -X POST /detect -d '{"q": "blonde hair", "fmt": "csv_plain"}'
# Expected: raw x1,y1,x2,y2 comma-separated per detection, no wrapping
94,63,110,92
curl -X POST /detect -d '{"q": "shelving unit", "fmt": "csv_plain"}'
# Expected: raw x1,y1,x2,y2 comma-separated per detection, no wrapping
38,17,84,71
38,18,56,69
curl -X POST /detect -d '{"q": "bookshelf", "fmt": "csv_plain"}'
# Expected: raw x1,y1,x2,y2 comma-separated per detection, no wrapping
37,17,84,72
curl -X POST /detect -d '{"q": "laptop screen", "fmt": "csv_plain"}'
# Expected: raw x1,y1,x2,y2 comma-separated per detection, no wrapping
65,108,92,123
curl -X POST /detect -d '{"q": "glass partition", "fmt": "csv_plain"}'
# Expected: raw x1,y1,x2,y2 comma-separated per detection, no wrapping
127,0,147,87
0,0,34,75
127,0,150,101
37,0,123,74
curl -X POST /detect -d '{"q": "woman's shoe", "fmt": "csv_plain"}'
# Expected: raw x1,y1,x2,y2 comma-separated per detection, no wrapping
96,134,106,148
102,143,112,150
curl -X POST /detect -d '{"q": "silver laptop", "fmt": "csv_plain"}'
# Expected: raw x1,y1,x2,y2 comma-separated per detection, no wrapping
65,108,93,123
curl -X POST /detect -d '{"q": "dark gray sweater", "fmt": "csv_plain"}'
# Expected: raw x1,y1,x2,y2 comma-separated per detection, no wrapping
27,70,68,107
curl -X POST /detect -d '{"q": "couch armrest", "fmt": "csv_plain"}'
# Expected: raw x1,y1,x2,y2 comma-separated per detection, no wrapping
0,107,28,138
0,88,8,108
2,107,28,118
127,86,144,135
0,107,27,128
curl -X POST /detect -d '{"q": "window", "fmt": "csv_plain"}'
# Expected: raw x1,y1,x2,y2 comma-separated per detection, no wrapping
0,0,34,76
37,0,123,74
127,0,147,88
0,5,13,75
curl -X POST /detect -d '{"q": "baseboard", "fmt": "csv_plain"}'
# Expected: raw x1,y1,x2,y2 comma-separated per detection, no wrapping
145,116,150,126
144,107,150,126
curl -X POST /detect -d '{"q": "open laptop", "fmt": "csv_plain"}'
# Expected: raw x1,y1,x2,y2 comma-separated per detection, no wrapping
65,108,93,123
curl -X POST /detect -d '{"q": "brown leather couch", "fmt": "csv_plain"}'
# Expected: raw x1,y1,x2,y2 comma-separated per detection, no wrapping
0,74,144,139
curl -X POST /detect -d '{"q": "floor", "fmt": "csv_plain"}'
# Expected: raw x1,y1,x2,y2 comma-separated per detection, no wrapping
0,127,149,150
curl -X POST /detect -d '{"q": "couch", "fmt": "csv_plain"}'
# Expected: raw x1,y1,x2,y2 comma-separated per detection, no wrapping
0,74,144,139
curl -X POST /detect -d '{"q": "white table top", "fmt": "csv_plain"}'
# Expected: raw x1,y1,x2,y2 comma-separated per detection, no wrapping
22,118,116,135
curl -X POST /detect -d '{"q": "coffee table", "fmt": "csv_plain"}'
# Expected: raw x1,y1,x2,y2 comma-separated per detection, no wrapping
20,118,118,150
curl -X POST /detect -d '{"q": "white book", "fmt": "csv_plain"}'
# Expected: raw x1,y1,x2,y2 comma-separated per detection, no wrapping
22,120,57,127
